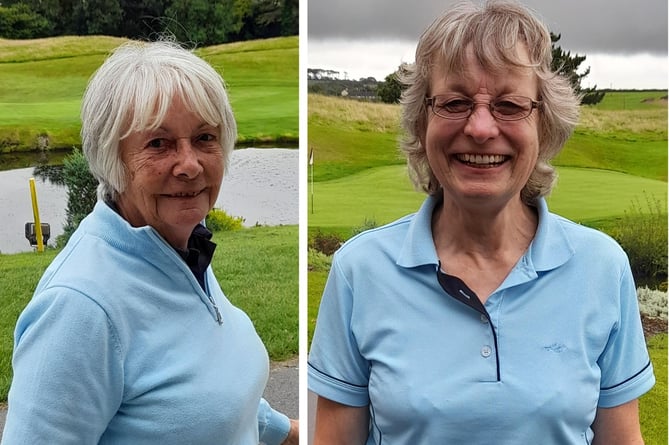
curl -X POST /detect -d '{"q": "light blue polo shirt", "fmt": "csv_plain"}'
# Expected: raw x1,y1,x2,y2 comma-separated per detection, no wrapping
308,196,655,444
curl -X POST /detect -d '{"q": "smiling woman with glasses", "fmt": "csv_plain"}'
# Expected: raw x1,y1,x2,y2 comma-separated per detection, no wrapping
308,1,654,444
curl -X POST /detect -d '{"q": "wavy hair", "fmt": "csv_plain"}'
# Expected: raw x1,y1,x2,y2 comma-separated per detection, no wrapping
80,39,237,202
400,0,580,203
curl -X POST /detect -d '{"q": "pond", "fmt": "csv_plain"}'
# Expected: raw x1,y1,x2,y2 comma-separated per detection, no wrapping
0,148,298,254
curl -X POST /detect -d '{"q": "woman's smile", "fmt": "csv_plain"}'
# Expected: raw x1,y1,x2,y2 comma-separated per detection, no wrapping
454,153,510,168
162,189,206,198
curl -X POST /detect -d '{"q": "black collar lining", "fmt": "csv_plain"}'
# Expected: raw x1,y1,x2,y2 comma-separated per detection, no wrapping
176,224,216,291
436,264,501,381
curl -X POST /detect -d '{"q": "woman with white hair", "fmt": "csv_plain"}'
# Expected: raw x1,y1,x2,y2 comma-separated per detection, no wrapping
3,41,298,444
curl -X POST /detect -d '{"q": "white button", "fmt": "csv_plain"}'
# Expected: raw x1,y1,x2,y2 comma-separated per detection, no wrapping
480,314,488,324
481,345,492,358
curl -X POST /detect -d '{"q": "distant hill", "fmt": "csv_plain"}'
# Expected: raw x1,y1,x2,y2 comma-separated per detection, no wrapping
0,36,298,152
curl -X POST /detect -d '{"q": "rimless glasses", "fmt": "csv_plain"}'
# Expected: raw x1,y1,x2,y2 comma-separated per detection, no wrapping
425,95,542,121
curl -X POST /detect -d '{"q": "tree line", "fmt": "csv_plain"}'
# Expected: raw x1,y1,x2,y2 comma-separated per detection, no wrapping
0,0,298,46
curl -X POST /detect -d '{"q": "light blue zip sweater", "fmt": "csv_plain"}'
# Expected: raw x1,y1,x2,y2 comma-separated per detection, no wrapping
3,201,290,444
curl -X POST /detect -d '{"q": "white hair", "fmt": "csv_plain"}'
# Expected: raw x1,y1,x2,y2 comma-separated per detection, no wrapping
80,40,237,201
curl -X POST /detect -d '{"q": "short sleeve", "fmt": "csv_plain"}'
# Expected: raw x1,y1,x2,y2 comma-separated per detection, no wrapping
308,254,370,407
3,287,124,443
257,398,290,445
597,263,655,407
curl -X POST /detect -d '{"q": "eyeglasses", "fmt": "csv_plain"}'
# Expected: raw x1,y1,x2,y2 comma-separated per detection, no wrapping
425,95,542,121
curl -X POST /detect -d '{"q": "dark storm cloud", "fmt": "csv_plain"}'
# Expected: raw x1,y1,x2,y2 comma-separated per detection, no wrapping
308,0,668,55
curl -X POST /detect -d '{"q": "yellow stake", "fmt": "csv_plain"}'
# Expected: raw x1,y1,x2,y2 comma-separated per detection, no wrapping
29,178,44,252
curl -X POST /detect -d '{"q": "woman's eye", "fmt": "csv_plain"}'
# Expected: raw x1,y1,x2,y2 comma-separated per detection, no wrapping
147,138,167,149
198,133,217,142
494,100,525,115
441,98,471,112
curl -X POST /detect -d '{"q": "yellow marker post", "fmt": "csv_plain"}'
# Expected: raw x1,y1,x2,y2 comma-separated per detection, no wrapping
29,178,45,252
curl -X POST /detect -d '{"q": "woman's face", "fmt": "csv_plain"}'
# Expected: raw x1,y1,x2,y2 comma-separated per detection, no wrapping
116,96,224,249
423,44,541,210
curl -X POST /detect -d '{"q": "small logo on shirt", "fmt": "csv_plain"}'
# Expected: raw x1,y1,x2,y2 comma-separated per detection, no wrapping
543,343,567,353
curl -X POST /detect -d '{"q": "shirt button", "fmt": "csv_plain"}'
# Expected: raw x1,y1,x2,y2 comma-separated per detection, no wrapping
480,314,488,324
481,345,492,358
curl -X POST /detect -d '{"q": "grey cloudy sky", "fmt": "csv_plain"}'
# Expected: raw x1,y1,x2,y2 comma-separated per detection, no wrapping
307,0,668,88
308,0,667,55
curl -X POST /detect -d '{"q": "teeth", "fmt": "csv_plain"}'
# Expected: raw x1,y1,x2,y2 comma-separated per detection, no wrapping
173,191,199,197
457,154,507,165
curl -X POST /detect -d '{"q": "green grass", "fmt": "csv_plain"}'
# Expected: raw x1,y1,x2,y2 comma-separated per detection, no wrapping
307,271,328,351
594,91,667,111
308,164,667,229
556,129,668,181
0,249,58,399
211,225,298,361
640,334,668,445
0,36,298,151
0,225,297,401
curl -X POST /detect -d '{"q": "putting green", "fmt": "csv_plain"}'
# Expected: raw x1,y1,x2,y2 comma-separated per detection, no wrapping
308,165,667,228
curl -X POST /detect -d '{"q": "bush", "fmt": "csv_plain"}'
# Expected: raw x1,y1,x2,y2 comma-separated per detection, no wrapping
308,248,332,272
610,195,668,287
309,230,343,256
57,148,98,247
0,3,52,39
205,208,244,232
351,217,378,236
637,286,668,321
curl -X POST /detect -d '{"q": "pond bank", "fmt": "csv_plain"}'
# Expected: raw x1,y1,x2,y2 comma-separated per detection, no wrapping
0,142,298,171
0,148,298,254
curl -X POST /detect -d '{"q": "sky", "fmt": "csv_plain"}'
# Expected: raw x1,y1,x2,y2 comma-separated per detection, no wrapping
307,0,668,89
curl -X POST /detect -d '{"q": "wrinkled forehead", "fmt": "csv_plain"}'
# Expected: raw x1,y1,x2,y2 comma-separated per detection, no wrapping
441,40,534,76
122,86,221,139
428,42,539,95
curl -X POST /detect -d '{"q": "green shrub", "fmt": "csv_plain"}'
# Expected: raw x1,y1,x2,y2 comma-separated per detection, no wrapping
205,208,244,232
57,148,98,247
309,230,343,256
308,248,332,272
351,217,379,237
610,195,668,287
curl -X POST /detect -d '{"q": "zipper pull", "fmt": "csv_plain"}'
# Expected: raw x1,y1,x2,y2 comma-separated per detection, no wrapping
208,295,223,325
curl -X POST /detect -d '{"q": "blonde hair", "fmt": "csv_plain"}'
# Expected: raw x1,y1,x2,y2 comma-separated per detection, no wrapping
400,0,580,203
81,40,237,202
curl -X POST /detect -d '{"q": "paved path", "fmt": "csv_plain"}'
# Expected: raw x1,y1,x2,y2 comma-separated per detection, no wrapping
0,358,298,439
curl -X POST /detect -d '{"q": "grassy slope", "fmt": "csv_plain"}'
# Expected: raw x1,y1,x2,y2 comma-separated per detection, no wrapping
308,164,667,229
0,35,298,151
0,225,298,401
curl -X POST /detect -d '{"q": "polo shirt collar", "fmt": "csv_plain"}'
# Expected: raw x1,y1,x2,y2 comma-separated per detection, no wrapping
527,197,575,272
396,195,574,272
396,195,441,268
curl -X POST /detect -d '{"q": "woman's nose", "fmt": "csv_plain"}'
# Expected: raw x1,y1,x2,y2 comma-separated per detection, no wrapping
463,104,500,144
173,139,204,178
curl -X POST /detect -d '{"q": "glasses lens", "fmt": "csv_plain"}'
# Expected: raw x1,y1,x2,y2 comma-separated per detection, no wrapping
432,97,472,119
492,97,532,121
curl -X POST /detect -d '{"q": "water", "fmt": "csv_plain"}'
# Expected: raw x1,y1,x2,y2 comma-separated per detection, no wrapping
0,148,298,254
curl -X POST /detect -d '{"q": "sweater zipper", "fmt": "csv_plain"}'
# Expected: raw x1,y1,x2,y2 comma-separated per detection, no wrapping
203,276,223,325
208,294,223,325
